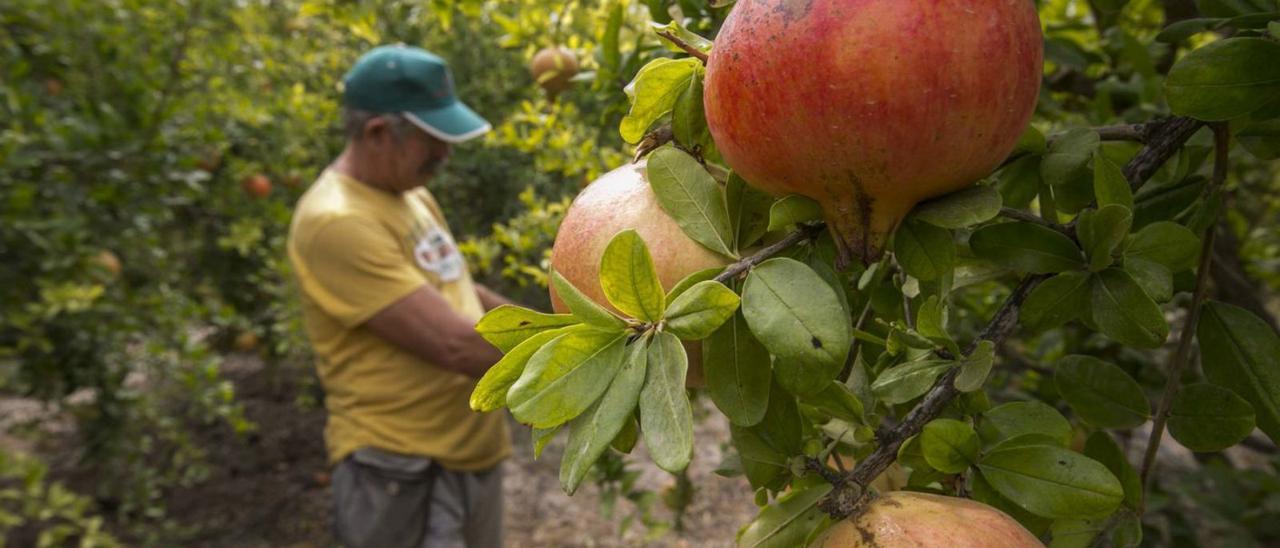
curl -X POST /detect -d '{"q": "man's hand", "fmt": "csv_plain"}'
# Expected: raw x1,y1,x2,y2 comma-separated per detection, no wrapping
364,284,503,378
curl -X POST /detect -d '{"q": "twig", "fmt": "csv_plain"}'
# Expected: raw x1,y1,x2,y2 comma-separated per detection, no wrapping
999,207,1074,238
820,275,1048,518
656,30,709,64
818,114,1212,520
1094,124,1149,142
633,124,675,162
714,224,826,284
1138,123,1230,509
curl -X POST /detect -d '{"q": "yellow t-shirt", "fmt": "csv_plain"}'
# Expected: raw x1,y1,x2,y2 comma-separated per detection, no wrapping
287,169,511,471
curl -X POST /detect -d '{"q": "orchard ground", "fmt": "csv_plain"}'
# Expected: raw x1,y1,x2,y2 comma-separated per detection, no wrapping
0,349,758,547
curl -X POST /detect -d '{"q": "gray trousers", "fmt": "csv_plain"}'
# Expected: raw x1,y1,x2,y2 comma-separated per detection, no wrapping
331,447,504,548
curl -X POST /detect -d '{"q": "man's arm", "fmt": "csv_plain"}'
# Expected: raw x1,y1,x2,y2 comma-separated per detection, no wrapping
475,283,516,311
364,285,503,379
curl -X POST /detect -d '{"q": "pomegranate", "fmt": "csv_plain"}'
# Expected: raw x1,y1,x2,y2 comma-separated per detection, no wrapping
812,491,1043,547
242,174,272,199
530,46,580,97
705,0,1043,265
550,162,732,385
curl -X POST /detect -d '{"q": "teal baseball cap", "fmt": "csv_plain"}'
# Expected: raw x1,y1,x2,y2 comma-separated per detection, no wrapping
342,44,491,143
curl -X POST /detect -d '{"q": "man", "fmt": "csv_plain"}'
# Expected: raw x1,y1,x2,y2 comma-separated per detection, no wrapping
287,44,513,548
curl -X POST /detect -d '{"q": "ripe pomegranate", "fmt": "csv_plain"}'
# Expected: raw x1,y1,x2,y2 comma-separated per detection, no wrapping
233,331,260,352
242,174,272,198
529,46,579,97
812,491,1043,547
550,162,732,385
705,0,1043,265
94,250,122,277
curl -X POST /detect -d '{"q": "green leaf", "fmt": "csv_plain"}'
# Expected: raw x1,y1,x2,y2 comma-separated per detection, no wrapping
705,311,772,427
474,305,579,353
871,359,953,405
649,20,714,54
1197,301,1280,444
620,58,701,144
920,419,980,474
978,446,1124,518
1093,150,1134,210
911,186,1003,229
1272,20,1280,38
732,382,802,490
1055,355,1151,429
508,331,627,429
646,146,736,258
979,401,1073,447
1084,432,1143,510
767,195,824,232
550,270,626,331
971,472,1053,536
742,258,851,371
560,340,649,494
1166,38,1280,121
600,1,623,75
600,230,667,322
893,219,955,282
1237,118,1280,160
1013,125,1048,156
727,173,774,252
533,426,560,459
955,340,996,392
666,267,723,303
472,326,580,412
1077,204,1133,271
1125,221,1200,270
1124,257,1173,302
640,332,694,473
1156,17,1226,43
1022,271,1093,331
611,414,639,454
804,381,865,425
1042,129,1100,187
916,295,957,354
672,71,709,149
736,483,832,548
663,280,741,340
995,155,1044,209
970,222,1085,274
1168,383,1256,452
1090,269,1170,348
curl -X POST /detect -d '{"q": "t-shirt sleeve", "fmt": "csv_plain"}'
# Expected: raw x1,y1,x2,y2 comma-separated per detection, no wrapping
295,216,425,327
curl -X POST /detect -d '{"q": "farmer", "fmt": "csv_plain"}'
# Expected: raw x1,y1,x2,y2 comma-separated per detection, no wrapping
287,44,512,548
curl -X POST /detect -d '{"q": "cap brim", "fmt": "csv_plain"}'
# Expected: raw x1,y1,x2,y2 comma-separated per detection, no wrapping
403,102,491,144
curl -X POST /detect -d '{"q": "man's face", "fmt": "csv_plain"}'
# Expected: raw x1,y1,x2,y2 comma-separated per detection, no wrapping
366,116,453,192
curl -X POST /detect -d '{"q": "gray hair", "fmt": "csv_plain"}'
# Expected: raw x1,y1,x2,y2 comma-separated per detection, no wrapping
343,108,415,141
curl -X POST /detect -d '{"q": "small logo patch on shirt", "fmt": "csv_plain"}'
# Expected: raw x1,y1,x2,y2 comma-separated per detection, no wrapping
413,226,464,282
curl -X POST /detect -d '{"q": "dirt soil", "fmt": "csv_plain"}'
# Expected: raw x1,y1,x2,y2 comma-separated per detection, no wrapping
10,355,758,547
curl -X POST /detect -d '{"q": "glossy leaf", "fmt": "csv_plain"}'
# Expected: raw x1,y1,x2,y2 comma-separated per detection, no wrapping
1125,221,1200,270
954,340,996,393
979,401,1073,447
471,326,579,412
1198,301,1280,444
1084,432,1143,510
970,222,1085,274
871,359,953,405
705,311,772,427
1042,129,1100,187
893,218,955,282
1055,355,1151,429
1166,38,1280,121
550,270,626,330
742,258,851,370
664,280,741,340
727,173,774,252
599,230,666,321
475,305,579,353
978,446,1124,518
560,340,649,494
920,419,980,474
1093,149,1135,210
767,195,823,232
1077,204,1132,272
736,483,832,548
911,185,1003,229
1090,269,1169,348
508,330,627,429
1168,383,1256,452
1022,271,1092,331
646,146,736,258
620,58,701,144
640,332,694,473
